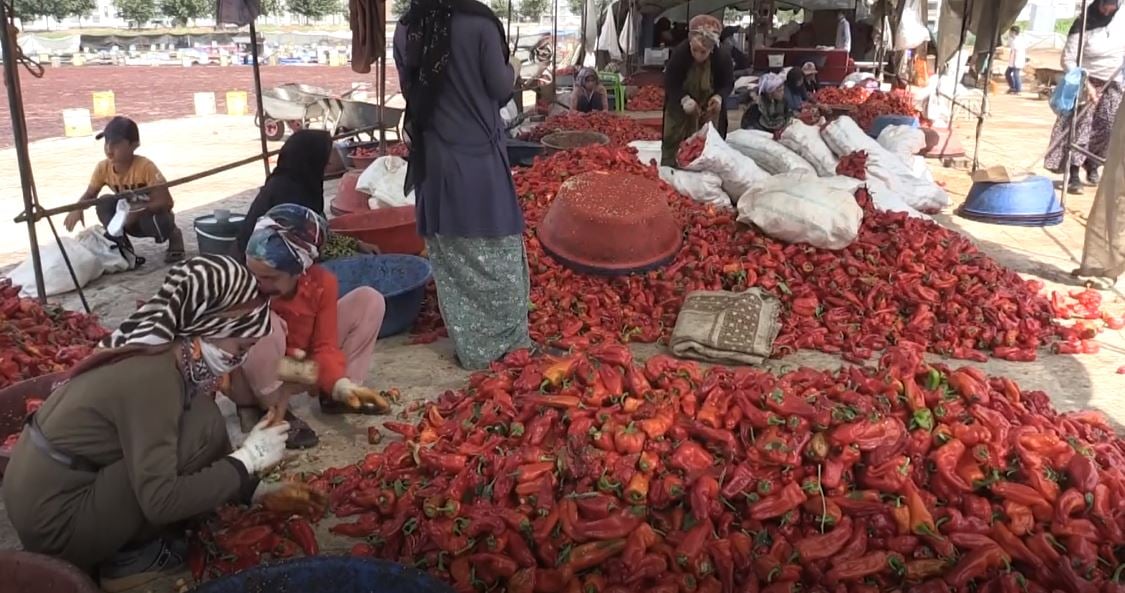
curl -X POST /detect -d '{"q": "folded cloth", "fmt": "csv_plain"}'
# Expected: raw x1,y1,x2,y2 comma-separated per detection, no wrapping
669,289,781,365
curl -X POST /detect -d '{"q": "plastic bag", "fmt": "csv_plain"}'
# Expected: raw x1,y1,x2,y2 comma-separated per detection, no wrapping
659,167,731,209
7,237,102,297
679,123,768,202
629,140,662,166
77,225,136,273
822,116,949,212
877,125,927,160
737,171,864,250
777,120,839,177
725,129,816,175
894,0,929,50
1051,68,1084,116
356,156,415,209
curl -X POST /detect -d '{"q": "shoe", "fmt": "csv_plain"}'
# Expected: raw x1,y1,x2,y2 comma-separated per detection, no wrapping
1087,168,1100,186
320,396,385,416
284,410,319,449
1068,180,1084,195
98,538,184,593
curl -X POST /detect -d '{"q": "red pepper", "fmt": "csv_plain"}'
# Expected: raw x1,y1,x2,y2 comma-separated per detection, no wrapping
622,522,660,570
675,520,712,567
830,417,906,451
564,538,626,572
931,439,972,491
795,516,853,561
572,510,642,541
826,551,901,582
1066,454,1099,492
750,482,807,520
670,441,714,474
613,423,646,454
285,518,319,556
943,545,1010,588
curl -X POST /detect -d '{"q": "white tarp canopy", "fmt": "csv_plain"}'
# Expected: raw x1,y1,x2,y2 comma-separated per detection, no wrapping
640,0,873,17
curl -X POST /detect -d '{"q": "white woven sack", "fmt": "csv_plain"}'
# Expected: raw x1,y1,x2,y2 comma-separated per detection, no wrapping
877,125,927,161
725,129,816,175
777,120,838,177
659,167,731,209
680,123,768,200
736,171,863,250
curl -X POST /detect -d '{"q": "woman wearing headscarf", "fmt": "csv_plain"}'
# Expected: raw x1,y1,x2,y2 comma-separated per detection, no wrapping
661,14,735,166
236,130,366,259
571,67,609,113
393,0,532,370
234,204,388,450
742,72,792,132
3,255,323,591
1044,0,1125,194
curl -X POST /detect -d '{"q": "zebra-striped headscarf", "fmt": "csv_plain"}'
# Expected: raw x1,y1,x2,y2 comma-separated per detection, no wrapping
104,255,271,348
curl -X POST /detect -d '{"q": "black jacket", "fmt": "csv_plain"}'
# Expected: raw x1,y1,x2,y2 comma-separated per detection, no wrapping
663,41,735,137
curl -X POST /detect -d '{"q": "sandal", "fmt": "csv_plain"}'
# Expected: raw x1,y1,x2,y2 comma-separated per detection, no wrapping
284,411,319,450
164,249,186,264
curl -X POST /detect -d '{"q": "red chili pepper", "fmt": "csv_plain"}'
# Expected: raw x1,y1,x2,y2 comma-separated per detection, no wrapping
795,516,853,561
943,545,1010,588
285,518,319,556
750,482,807,520
670,441,714,474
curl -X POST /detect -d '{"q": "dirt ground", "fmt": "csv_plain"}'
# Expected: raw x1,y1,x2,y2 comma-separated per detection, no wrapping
1,83,1124,591
0,64,401,148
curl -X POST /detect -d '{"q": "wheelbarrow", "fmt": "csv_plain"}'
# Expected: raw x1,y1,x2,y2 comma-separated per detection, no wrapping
256,83,356,141
324,98,405,141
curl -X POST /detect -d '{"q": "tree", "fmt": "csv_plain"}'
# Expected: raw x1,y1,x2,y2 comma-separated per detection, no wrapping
286,0,340,22
159,0,210,25
259,0,283,16
517,0,546,20
114,0,157,27
14,0,95,24
391,0,409,18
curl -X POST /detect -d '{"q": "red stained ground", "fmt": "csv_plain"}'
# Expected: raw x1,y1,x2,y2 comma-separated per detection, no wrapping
0,64,401,148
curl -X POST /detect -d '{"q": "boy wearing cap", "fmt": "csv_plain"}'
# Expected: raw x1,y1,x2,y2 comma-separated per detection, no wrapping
64,116,185,264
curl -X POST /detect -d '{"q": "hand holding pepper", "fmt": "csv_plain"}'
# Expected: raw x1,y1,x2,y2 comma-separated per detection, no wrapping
254,481,328,517
332,378,391,413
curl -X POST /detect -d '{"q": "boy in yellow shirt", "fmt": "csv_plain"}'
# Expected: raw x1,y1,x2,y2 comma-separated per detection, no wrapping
64,116,185,263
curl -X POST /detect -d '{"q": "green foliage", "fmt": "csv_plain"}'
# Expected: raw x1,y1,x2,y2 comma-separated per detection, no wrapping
114,0,157,26
159,0,210,25
517,0,547,20
286,0,341,21
391,0,410,18
259,0,283,16
14,0,95,21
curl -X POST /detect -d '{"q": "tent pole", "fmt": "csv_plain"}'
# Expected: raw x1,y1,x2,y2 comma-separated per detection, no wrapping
552,0,558,82
248,20,271,177
1,1,46,302
378,54,387,153
507,0,513,43
943,0,972,145
1060,1,1089,208
971,8,999,172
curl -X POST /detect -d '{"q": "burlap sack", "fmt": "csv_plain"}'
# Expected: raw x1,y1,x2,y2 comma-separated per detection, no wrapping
669,289,782,365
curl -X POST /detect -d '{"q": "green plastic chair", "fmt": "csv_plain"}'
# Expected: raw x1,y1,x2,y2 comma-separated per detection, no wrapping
598,71,626,111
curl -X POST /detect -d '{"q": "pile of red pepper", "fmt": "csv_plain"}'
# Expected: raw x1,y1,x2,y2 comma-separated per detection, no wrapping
628,86,665,111
411,145,1092,362
853,91,922,133
836,151,869,180
351,143,410,159
676,134,706,167
190,507,320,579
520,112,662,146
292,343,1125,593
813,87,872,107
0,278,108,390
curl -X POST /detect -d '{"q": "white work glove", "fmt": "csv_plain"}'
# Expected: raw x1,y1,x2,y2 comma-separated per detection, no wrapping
229,417,289,474
681,96,698,114
331,378,391,412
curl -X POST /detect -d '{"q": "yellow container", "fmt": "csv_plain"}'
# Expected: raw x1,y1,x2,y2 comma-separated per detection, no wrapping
225,91,248,116
63,108,93,137
72,53,86,66
92,91,115,117
329,49,343,67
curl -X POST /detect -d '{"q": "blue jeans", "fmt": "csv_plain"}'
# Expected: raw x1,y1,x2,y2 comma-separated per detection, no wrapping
1005,67,1022,93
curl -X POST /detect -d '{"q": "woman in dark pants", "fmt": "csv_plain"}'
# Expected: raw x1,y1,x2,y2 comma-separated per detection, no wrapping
2,256,324,592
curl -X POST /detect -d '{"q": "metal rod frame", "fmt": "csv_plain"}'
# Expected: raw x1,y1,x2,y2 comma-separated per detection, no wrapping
1060,3,1089,208
248,20,271,177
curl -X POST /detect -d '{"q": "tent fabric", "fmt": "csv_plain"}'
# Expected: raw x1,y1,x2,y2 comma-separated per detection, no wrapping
215,0,261,26
936,0,1029,69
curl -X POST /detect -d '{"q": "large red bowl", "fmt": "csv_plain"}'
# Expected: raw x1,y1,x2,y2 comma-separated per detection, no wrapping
328,206,425,255
538,171,682,275
329,169,372,216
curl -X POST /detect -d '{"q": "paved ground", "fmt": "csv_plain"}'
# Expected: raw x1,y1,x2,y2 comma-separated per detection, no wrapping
0,88,1123,591
0,64,401,148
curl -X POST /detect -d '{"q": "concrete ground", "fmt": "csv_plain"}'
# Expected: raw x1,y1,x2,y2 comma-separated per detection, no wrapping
0,88,1123,591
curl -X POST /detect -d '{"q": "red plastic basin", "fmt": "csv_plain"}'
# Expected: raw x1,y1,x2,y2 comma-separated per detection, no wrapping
0,551,99,593
330,169,372,216
538,171,682,275
328,206,425,255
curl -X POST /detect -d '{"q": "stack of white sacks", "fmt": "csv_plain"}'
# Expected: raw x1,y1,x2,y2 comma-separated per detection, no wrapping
632,116,947,251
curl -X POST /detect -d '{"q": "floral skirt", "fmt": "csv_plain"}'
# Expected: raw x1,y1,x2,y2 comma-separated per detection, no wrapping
1045,78,1123,172
425,234,531,370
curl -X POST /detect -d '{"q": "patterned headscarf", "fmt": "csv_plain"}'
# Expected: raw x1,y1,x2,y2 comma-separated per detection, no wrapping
245,203,328,275
577,67,598,85
105,255,271,348
689,15,722,46
760,73,786,95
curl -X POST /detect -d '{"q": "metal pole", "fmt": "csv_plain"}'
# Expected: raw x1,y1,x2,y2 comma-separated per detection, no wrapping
248,20,271,177
551,0,558,84
971,12,999,172
378,55,387,153
1060,1,1089,207
507,0,513,43
1,1,46,302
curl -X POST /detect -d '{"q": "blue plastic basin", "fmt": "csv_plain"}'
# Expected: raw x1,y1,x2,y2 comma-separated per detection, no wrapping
962,175,1062,217
192,557,454,593
320,255,433,338
869,115,919,138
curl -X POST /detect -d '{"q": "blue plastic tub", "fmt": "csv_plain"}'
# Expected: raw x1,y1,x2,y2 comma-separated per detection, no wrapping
869,115,919,138
962,175,1061,217
192,557,454,593
320,254,433,338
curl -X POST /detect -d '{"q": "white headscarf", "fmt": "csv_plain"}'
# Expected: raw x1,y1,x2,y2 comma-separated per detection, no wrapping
759,73,786,95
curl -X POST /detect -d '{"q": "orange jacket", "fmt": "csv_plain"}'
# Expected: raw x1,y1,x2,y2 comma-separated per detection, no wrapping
270,265,346,394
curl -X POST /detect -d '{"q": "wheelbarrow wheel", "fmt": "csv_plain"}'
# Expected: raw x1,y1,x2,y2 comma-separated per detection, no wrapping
263,118,285,141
